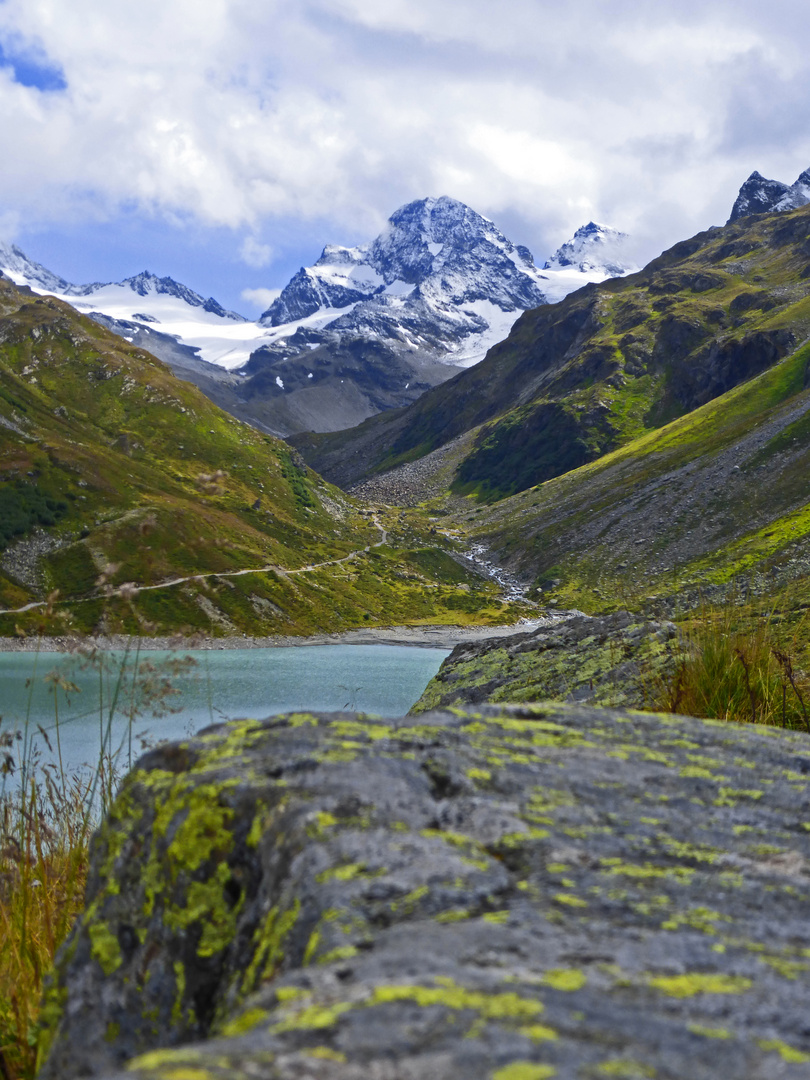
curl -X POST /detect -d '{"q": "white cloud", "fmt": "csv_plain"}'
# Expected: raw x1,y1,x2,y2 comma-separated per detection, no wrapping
241,286,280,311
239,236,274,268
469,126,593,190
0,0,808,275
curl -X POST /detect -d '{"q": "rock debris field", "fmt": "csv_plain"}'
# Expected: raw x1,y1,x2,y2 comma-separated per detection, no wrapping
39,701,810,1079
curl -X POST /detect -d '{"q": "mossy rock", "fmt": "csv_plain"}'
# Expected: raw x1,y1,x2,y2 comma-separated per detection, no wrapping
39,703,810,1079
410,611,682,714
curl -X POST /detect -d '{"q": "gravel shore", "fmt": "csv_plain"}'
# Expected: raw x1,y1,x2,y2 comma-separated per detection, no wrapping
0,613,578,653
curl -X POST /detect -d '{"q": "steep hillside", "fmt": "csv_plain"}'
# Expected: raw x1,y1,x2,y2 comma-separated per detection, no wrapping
295,204,810,496
467,334,810,614
0,278,520,637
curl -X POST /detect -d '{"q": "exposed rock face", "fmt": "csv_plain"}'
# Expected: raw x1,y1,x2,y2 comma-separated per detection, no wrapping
39,703,810,1079
728,168,810,223
241,197,553,434
410,612,682,714
260,197,549,331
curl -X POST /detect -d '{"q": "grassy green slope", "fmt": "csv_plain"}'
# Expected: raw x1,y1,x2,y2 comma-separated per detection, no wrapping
0,280,521,637
295,205,810,498
469,333,810,613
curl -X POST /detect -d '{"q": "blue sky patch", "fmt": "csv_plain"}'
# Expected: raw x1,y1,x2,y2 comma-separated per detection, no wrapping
0,39,67,92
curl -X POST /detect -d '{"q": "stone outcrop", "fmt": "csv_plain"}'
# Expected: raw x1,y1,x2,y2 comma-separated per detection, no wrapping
411,612,682,714
727,169,810,223
39,702,810,1079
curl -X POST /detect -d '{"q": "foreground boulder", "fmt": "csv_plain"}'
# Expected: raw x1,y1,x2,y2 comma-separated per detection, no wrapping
39,703,810,1079
412,612,682,714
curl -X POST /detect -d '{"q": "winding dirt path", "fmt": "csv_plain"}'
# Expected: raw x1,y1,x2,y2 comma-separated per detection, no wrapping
0,516,389,617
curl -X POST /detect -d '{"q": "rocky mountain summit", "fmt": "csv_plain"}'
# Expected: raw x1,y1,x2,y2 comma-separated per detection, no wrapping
261,196,547,332
240,197,634,434
727,167,810,222
39,702,810,1079
542,221,632,276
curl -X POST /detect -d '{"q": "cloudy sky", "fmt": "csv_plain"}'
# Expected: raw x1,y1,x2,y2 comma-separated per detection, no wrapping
0,0,809,313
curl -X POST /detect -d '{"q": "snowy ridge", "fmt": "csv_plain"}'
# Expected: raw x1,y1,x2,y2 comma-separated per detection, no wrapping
0,241,77,295
728,169,810,224
0,197,634,435
0,249,261,369
0,200,633,380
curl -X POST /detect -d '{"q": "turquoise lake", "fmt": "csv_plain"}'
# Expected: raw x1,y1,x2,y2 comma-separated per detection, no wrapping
0,644,449,779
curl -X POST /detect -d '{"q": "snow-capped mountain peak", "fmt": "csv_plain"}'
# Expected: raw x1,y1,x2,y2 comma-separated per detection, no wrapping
0,242,264,372
543,221,635,276
0,241,76,295
242,198,635,434
69,270,247,322
728,168,810,223
259,195,550,332
0,197,634,438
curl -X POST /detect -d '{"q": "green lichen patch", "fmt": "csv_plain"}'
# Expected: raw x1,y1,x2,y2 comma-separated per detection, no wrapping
491,1064,557,1080
757,1038,810,1064
646,973,752,998
593,1061,656,1078
239,901,301,996
270,1000,354,1034
540,969,587,992
687,1024,732,1040
88,921,123,976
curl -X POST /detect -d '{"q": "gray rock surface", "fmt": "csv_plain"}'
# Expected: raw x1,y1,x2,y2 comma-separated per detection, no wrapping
410,612,683,714
39,703,810,1079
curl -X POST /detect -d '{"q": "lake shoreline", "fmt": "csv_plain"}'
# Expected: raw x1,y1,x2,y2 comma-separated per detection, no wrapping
0,612,578,653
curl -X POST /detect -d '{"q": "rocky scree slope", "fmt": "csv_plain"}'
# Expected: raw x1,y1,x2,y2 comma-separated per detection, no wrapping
460,324,810,615
0,277,507,638
293,203,810,500
39,703,810,1080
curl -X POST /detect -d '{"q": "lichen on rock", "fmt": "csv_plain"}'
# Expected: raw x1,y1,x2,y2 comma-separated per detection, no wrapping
411,611,682,714
37,702,810,1079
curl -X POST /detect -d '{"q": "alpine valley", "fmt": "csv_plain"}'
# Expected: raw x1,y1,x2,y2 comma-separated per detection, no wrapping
0,276,522,638
5,169,810,648
291,168,810,638
16,168,810,1080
